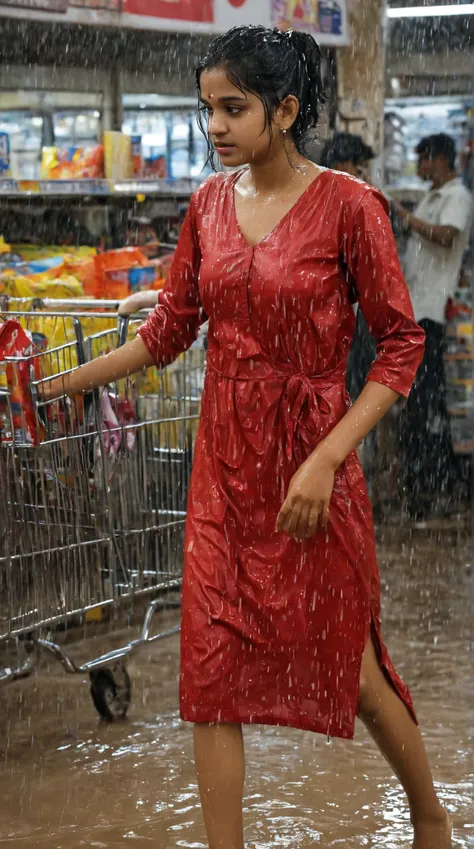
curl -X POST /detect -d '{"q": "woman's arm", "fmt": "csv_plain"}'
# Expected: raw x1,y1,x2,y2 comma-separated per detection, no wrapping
118,290,160,316
40,335,154,400
315,381,398,468
41,187,206,401
276,382,398,538
277,189,425,540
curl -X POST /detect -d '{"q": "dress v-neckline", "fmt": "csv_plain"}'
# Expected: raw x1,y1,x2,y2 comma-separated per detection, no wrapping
231,166,328,250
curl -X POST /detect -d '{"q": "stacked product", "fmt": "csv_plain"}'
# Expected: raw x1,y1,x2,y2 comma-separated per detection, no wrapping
0,240,168,301
444,288,473,454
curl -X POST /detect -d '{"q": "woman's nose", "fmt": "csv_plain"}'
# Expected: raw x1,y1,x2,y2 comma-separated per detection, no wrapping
208,111,227,135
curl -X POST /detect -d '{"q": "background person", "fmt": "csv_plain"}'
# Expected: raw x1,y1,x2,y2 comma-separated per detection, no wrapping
392,133,472,519
319,132,377,403
319,132,379,488
319,130,375,180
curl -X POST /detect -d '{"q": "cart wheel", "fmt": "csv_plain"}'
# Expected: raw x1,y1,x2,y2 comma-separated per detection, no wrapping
89,662,131,722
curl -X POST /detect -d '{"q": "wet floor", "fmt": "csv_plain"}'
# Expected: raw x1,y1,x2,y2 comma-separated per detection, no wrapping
0,522,472,849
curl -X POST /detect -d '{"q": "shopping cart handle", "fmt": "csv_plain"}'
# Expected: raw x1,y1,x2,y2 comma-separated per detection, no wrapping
117,316,129,348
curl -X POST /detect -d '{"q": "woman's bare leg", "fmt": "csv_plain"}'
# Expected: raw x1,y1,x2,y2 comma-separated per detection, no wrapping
194,722,245,849
358,635,452,849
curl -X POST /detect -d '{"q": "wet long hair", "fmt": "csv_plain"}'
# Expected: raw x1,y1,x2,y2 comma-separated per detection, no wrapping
196,25,326,168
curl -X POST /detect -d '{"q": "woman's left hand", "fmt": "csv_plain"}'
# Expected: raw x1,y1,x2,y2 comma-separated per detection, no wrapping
276,451,337,540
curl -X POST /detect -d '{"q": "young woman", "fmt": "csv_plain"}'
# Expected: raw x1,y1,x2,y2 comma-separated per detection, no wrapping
42,26,451,849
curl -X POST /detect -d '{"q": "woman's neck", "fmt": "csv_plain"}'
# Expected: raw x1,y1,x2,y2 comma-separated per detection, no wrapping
245,144,315,196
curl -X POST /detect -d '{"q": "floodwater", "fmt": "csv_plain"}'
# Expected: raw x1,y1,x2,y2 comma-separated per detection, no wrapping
0,521,472,849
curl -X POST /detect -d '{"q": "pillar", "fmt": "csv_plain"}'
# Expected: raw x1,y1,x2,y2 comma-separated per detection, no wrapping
336,0,386,182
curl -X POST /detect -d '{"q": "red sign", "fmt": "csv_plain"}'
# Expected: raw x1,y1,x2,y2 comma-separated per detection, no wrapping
125,0,213,22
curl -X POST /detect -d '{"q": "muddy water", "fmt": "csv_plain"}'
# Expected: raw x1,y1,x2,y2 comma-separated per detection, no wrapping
0,523,472,849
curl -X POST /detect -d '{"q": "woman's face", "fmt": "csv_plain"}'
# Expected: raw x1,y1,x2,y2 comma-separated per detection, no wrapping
199,67,286,168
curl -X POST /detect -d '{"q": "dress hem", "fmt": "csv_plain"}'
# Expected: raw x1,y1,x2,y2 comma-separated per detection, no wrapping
180,708,357,740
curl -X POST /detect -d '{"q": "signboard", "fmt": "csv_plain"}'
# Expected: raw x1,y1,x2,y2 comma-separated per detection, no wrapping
0,0,67,9
122,0,271,31
0,0,349,45
122,0,348,42
272,0,349,45
124,0,213,22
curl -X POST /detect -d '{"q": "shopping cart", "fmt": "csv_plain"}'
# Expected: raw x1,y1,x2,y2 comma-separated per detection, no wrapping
0,307,206,720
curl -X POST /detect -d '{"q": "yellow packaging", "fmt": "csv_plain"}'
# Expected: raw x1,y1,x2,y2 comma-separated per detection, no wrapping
12,245,97,261
104,132,132,180
0,275,84,300
40,147,59,179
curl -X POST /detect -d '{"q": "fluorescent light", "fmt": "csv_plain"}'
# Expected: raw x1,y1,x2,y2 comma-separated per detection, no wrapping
388,4,474,17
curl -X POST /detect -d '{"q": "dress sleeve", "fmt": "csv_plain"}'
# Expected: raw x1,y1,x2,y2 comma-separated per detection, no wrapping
344,189,425,398
137,193,204,367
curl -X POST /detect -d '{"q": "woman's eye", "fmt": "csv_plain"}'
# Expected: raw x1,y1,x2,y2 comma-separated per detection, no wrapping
199,105,241,117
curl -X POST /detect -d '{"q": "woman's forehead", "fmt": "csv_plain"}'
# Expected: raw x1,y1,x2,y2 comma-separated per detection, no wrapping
199,68,250,102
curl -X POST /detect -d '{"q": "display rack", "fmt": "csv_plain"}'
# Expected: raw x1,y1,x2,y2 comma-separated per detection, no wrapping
0,177,199,250
0,178,200,199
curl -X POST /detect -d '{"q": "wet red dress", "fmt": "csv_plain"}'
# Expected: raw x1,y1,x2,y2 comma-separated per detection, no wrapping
139,169,425,739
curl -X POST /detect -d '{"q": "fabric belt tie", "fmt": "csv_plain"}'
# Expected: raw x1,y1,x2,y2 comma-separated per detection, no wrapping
281,373,332,461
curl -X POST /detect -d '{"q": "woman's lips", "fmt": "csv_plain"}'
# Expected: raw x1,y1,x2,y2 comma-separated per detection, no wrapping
214,143,237,156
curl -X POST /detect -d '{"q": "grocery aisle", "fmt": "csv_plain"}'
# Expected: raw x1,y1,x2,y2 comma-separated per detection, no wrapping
0,525,471,849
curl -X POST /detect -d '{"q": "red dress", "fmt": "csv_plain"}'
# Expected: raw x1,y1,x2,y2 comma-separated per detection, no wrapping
138,170,425,739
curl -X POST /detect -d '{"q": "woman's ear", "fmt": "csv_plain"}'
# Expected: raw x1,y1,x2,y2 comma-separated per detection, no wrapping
275,95,300,132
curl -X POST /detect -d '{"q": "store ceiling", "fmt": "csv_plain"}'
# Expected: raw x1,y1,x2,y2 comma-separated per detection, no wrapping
388,3,473,53
0,19,211,89
0,8,472,96
0,5,472,65
386,1,473,95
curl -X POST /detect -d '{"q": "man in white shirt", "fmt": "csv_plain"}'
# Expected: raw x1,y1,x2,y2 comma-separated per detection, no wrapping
392,133,472,519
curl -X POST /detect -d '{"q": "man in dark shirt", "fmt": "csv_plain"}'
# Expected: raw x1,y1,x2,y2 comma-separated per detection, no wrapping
320,131,375,181
320,133,377,401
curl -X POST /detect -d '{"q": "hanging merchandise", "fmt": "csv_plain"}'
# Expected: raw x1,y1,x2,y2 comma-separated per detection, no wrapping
0,318,45,447
271,0,349,45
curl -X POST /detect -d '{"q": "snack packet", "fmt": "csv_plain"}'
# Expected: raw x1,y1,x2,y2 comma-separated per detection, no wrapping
0,318,45,446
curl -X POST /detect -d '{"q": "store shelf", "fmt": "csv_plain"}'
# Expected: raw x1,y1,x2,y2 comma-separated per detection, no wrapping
447,407,472,417
453,440,474,454
444,352,473,361
0,178,200,199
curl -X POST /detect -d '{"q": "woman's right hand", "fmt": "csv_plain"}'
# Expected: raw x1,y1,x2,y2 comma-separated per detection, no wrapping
36,337,155,400
118,291,159,317
37,376,66,403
